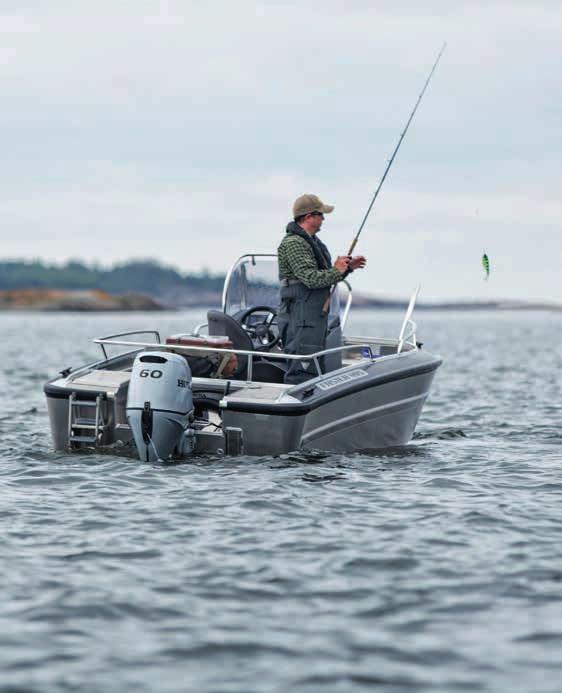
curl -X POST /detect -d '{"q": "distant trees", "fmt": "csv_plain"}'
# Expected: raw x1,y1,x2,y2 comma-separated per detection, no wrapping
0,260,225,295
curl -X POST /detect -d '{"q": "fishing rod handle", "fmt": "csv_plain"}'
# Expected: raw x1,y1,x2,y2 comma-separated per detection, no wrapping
323,244,357,311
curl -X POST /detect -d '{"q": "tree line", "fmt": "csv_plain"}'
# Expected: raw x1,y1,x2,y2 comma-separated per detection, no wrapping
0,260,225,295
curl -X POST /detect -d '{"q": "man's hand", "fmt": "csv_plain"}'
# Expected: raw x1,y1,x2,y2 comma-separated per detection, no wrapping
334,256,351,273
349,255,366,271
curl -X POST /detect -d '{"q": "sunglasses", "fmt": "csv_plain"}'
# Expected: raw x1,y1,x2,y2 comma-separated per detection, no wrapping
309,212,324,219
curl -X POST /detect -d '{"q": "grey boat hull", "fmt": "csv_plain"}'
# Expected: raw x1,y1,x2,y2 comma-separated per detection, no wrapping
44,344,441,457
220,350,440,455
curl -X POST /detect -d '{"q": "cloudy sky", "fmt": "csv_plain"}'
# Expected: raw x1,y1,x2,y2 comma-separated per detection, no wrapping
1,1,561,302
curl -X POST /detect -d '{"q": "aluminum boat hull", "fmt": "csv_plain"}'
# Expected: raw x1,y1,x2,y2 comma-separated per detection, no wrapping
220,350,440,454
45,348,441,457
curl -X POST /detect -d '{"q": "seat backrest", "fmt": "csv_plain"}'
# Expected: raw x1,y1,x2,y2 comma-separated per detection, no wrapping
207,310,253,378
252,360,286,384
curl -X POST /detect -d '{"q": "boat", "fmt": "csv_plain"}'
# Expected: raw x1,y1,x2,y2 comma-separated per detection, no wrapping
44,254,442,460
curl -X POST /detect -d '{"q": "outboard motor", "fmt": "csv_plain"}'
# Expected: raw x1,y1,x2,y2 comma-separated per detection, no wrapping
126,351,193,462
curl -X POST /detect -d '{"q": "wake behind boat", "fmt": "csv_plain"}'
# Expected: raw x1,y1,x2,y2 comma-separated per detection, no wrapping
44,254,442,460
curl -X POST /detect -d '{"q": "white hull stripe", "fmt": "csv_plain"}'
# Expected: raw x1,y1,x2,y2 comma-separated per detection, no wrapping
301,392,427,442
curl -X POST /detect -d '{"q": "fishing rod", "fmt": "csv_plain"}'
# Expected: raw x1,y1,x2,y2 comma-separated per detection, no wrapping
322,44,447,313
344,42,446,259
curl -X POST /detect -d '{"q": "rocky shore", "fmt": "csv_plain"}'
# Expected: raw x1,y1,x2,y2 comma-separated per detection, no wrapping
0,289,165,311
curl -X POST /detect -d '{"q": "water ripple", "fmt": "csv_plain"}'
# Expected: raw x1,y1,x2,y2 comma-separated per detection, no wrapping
0,311,561,692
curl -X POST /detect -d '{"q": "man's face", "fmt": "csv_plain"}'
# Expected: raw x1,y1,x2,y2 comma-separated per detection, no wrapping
307,211,324,233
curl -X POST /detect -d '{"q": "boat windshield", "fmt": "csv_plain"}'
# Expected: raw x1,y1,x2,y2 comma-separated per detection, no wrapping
222,254,348,325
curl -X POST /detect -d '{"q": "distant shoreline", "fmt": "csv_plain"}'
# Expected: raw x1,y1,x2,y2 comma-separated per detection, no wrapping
0,288,559,313
0,289,163,312
354,299,562,312
1,260,560,312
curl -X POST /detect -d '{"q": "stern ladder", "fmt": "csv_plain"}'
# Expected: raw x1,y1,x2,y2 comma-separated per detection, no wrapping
68,393,106,449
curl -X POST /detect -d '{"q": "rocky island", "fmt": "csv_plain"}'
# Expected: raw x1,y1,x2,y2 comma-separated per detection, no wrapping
0,288,164,311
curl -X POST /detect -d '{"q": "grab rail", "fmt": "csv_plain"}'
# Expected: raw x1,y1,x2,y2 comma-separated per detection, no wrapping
397,286,420,354
397,319,418,355
96,330,161,359
93,338,375,379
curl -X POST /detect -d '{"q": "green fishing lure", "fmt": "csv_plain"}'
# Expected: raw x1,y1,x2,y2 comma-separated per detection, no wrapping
482,252,490,280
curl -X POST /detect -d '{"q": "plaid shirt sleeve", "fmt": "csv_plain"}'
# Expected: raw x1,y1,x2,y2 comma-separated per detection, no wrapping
278,236,343,289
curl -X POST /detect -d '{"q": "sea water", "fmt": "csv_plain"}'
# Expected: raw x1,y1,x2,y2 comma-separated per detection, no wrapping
1,310,561,692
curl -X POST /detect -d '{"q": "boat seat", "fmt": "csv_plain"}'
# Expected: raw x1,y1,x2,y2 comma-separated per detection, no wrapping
207,310,255,380
207,310,288,383
251,360,286,384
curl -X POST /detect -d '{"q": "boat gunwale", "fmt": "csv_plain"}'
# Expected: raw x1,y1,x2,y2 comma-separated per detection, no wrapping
220,356,442,417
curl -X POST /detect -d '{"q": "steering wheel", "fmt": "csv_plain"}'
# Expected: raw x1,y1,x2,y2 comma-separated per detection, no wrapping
238,306,280,350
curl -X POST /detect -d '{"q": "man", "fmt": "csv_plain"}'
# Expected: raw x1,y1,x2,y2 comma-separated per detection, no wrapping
278,193,366,384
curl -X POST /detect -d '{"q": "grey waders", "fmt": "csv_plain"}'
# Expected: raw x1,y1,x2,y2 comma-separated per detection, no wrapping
278,282,330,384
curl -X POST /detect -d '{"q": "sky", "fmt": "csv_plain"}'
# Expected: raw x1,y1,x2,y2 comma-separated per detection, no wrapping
1,0,561,302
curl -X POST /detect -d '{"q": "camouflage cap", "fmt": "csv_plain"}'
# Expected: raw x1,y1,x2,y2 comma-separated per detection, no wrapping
292,194,335,219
